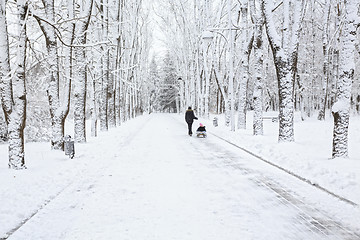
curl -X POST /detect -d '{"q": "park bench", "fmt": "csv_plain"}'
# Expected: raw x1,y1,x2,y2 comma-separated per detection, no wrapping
263,116,278,122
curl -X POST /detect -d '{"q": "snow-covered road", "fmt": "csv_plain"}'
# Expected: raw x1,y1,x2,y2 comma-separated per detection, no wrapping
5,114,360,239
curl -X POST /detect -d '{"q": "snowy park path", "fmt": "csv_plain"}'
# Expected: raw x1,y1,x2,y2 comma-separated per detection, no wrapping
5,114,360,240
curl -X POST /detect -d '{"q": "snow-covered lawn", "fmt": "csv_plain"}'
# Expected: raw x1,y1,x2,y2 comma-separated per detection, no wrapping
0,117,145,238
0,112,359,239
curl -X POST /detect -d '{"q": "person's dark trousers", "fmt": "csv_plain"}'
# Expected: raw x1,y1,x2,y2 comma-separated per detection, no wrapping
187,122,193,135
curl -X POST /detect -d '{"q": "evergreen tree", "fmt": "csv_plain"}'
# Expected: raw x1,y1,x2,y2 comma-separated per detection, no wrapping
158,52,179,112
149,56,161,113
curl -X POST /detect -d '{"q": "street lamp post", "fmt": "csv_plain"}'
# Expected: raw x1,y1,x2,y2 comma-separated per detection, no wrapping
202,31,213,118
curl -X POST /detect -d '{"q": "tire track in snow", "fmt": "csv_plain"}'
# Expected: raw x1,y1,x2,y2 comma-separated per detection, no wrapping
0,181,73,240
189,132,360,239
171,114,357,207
209,132,358,207
258,179,360,239
193,131,360,239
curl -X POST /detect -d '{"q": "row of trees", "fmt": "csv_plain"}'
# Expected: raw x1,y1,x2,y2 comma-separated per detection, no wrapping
0,0,153,169
154,0,359,158
1,0,359,170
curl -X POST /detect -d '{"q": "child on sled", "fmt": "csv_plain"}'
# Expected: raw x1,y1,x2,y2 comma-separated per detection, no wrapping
196,123,207,138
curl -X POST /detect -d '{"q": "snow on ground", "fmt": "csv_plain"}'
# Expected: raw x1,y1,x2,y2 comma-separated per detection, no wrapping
0,112,359,239
0,118,144,238
194,111,360,205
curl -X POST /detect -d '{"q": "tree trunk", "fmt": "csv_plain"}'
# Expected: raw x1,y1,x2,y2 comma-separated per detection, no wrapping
0,0,28,169
228,0,235,131
262,0,305,142
296,74,306,121
35,0,72,150
0,110,7,142
0,1,11,142
74,45,87,143
99,0,108,131
252,24,264,135
73,0,93,143
275,62,295,142
332,0,356,158
318,0,331,121
90,73,98,137
8,1,27,169
99,53,108,131
106,0,116,128
237,2,250,130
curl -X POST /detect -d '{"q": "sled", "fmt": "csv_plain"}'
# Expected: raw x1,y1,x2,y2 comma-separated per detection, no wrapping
196,131,207,138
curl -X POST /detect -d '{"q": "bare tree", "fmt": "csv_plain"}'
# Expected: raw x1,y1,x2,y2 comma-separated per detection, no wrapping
73,0,94,143
98,0,109,131
0,0,28,169
250,0,264,135
261,0,306,142
237,0,252,130
34,0,72,150
318,0,331,120
331,0,357,158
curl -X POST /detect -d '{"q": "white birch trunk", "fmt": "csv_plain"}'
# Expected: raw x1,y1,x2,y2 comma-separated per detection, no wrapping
0,1,12,122
332,0,356,158
8,1,27,169
36,0,72,150
251,1,264,136
105,0,116,128
262,0,305,142
99,0,108,131
90,71,98,137
0,0,28,169
114,1,122,124
318,0,331,121
73,0,93,143
237,1,250,130
73,45,87,143
228,0,235,131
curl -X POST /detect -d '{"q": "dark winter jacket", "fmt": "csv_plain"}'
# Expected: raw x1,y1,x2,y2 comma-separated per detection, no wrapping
185,110,198,123
197,126,206,132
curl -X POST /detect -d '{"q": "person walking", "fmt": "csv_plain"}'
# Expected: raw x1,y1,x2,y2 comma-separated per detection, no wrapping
185,106,198,136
